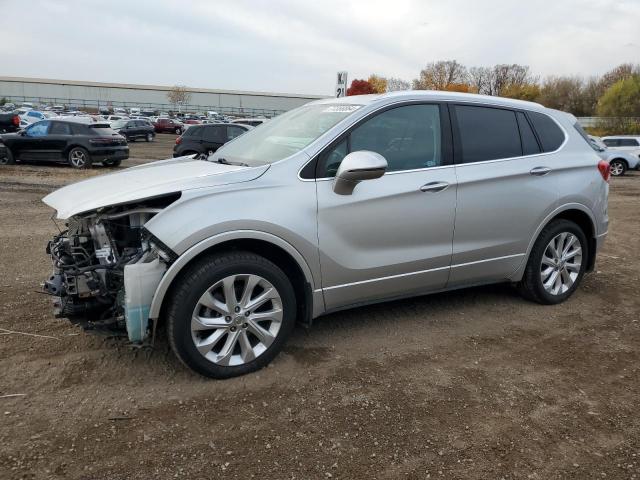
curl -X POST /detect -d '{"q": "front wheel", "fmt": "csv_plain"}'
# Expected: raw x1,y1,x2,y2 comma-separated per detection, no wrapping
175,127,183,135
609,159,627,176
518,219,588,304
68,147,92,169
167,251,296,379
146,133,154,142
0,148,15,165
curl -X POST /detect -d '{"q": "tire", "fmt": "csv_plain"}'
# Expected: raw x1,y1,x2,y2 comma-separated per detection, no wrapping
167,251,297,379
609,159,627,177
68,147,92,169
175,127,183,135
103,159,122,167
146,133,154,142
518,219,588,305
0,148,15,165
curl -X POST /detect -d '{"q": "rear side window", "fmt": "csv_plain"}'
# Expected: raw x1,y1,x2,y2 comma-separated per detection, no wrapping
70,124,86,135
226,125,246,141
203,126,225,142
184,126,202,138
528,111,565,152
90,127,117,136
573,122,602,152
602,139,617,147
619,138,639,147
516,112,541,155
454,105,521,163
50,122,72,135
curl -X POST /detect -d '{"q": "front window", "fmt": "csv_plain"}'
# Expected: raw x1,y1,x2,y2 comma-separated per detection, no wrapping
211,104,360,166
25,121,50,137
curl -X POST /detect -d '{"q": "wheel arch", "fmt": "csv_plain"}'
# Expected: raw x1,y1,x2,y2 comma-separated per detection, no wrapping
149,231,320,326
610,157,628,168
511,204,598,281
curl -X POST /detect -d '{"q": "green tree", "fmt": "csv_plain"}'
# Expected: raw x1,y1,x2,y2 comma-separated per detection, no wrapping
597,75,640,117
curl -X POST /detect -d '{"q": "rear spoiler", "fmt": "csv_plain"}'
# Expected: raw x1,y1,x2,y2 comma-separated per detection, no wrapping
89,123,112,129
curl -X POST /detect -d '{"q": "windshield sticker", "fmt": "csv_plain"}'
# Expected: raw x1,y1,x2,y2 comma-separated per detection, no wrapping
322,105,361,113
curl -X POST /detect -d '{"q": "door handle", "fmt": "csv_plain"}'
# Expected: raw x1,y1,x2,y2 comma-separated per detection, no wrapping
420,181,449,193
530,166,551,176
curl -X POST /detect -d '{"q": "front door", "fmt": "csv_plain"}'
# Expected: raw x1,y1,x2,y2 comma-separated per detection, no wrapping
17,120,51,160
316,103,457,310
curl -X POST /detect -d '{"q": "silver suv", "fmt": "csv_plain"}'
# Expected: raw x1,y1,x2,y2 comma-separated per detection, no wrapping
42,91,610,378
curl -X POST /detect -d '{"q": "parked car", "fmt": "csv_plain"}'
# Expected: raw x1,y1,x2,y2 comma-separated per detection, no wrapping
173,123,250,157
41,91,609,378
600,136,640,176
0,119,128,168
230,118,267,127
0,138,8,165
589,135,639,177
105,115,128,124
0,111,21,133
183,118,202,126
154,117,184,134
112,119,155,142
20,110,47,124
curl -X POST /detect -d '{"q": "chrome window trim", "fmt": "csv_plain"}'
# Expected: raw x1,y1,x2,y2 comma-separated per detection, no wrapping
297,100,568,182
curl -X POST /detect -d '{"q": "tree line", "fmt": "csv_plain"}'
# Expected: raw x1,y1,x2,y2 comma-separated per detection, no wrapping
347,62,640,133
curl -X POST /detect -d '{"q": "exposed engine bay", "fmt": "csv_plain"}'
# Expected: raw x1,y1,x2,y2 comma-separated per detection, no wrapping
43,195,179,341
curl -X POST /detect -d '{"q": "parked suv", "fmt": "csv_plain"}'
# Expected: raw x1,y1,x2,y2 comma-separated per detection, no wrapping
1,119,128,168
600,136,640,176
112,119,156,142
173,123,250,157
42,92,609,378
154,118,184,134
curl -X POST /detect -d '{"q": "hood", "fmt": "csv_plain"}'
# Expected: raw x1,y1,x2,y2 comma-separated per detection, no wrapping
43,156,269,219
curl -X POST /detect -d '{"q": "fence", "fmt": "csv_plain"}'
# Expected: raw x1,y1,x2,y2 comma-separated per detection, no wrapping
0,95,287,118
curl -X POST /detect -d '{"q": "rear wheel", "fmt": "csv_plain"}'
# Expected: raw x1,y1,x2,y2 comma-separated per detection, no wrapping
0,148,15,165
146,133,154,142
175,127,183,135
609,159,627,176
518,219,587,304
167,251,296,379
68,147,92,169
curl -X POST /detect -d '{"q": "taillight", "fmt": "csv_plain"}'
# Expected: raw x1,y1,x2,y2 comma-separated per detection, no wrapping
12,115,19,126
598,160,611,183
175,137,182,145
89,137,116,145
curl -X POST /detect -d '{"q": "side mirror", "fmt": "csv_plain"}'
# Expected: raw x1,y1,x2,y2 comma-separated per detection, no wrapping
333,150,387,195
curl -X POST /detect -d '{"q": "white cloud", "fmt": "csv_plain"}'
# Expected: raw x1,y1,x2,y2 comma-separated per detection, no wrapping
1,0,639,95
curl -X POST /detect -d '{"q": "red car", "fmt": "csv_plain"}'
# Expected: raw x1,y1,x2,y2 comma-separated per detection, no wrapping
183,119,202,126
153,118,184,134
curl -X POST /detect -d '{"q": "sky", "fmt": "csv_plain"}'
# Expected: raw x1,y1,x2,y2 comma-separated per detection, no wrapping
1,0,639,96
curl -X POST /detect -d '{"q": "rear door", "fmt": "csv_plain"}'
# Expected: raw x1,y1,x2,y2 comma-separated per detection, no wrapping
202,125,225,154
448,104,561,286
41,121,72,160
316,103,457,310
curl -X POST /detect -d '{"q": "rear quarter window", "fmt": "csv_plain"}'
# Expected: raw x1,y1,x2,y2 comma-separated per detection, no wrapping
528,112,565,152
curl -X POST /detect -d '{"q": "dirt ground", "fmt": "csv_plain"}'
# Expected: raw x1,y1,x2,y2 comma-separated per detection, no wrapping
0,137,639,479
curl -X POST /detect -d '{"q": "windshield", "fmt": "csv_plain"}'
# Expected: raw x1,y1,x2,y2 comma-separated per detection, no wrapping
210,104,361,166
111,120,127,129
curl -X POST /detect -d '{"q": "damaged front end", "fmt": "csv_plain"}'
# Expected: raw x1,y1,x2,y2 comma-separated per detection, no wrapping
43,194,179,342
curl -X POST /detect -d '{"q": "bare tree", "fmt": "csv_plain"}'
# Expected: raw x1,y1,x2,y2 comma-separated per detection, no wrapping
167,85,192,112
413,60,468,90
468,66,493,95
490,64,537,96
386,77,411,92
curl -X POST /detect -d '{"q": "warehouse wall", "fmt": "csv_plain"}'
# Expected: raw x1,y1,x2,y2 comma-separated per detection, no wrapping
0,76,326,115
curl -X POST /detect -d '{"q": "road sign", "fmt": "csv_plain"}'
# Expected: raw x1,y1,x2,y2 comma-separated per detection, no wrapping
336,71,348,98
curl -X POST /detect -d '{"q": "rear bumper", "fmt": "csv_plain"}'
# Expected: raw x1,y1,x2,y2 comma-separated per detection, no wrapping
89,146,129,161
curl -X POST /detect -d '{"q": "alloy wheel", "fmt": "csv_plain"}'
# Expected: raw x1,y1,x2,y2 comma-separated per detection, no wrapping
190,274,283,366
540,232,582,295
610,161,624,176
69,150,86,168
